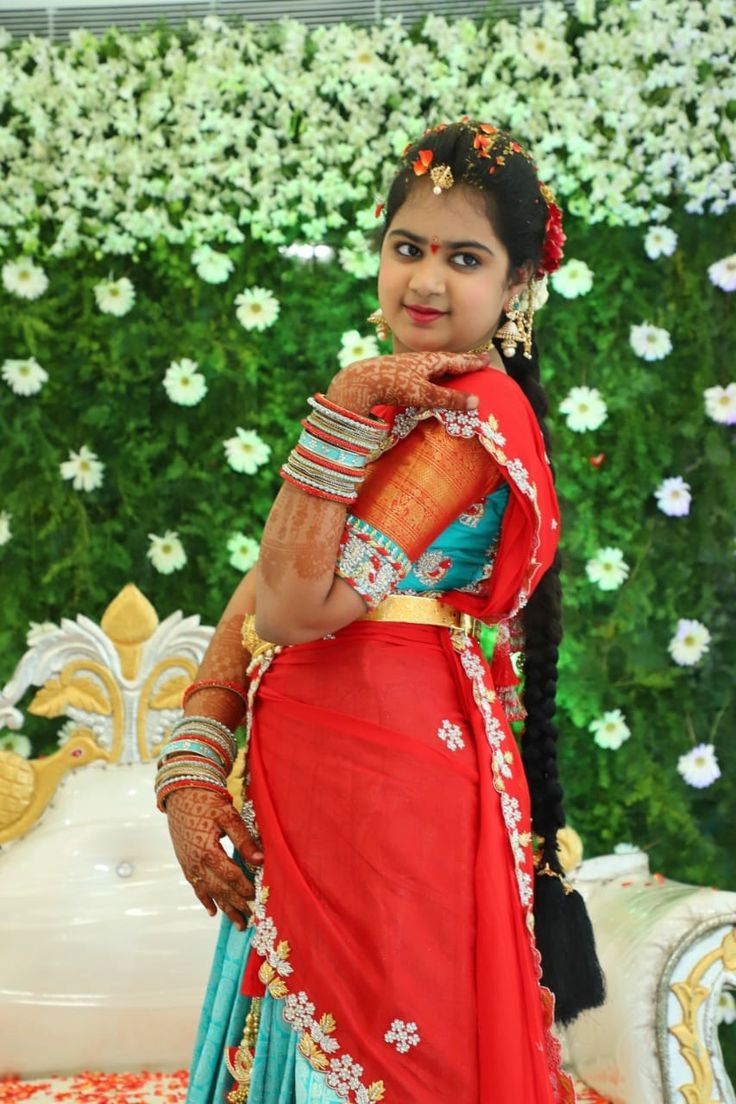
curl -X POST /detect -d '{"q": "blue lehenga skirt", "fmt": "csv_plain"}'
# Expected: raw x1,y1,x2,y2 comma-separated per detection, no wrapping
186,858,343,1104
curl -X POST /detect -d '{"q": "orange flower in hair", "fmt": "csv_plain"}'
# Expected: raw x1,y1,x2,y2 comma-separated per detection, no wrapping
473,133,492,156
412,149,434,176
478,123,498,135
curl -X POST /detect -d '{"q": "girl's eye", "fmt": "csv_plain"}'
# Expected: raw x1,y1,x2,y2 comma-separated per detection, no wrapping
453,253,480,268
396,243,420,258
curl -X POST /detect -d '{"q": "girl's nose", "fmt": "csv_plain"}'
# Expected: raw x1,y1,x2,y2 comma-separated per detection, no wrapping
408,261,446,298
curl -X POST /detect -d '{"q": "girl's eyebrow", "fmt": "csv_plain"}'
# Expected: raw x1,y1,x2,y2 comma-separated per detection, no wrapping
388,228,494,256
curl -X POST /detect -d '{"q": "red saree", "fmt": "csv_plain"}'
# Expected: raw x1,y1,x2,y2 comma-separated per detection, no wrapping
236,370,575,1104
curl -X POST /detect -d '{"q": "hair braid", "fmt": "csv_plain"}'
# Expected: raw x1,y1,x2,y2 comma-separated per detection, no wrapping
503,335,567,872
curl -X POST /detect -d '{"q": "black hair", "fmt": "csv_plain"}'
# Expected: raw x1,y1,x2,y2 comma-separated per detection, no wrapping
375,118,606,1026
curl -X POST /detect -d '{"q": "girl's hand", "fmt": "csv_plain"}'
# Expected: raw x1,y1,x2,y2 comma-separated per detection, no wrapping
165,787,264,932
326,349,492,417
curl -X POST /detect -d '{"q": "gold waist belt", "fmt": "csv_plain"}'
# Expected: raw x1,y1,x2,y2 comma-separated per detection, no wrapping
359,594,481,638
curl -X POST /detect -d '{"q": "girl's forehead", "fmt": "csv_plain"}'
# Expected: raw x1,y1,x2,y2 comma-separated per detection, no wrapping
391,184,498,244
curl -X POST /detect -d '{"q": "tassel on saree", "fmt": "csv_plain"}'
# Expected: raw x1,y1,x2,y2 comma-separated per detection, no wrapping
225,996,263,1103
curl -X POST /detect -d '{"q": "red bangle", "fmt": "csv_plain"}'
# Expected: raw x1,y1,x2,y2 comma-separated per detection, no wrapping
293,443,363,477
316,393,389,431
280,467,356,505
182,680,249,708
157,778,230,813
299,418,374,455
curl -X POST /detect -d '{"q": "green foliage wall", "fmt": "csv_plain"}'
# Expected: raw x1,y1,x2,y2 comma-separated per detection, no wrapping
0,4,734,902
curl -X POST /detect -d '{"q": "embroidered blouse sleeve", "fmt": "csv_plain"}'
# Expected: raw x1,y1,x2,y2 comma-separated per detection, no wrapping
334,415,505,610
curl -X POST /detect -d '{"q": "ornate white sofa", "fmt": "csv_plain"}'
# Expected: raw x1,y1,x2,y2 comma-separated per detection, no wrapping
0,585,734,1102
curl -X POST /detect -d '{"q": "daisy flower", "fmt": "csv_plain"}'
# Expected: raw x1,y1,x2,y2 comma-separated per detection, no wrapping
643,226,677,259
589,708,631,750
550,259,594,298
668,619,711,666
227,533,260,572
707,253,736,291
147,530,187,574
93,276,136,316
191,245,235,284
59,445,105,492
338,330,380,368
163,358,207,406
1,257,49,300
585,547,630,590
0,510,11,545
223,428,271,474
234,286,280,331
703,383,736,425
559,385,608,432
629,322,672,361
654,476,691,516
676,743,720,788
1,357,49,396
0,732,32,758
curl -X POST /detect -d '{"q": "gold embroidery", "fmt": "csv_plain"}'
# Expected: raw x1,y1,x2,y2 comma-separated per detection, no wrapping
225,996,263,1104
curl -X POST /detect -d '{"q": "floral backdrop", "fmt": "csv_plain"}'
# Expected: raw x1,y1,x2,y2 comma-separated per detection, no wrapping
0,0,734,969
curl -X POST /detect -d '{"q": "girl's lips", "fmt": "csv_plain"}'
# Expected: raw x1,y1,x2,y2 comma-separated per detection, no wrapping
404,305,447,323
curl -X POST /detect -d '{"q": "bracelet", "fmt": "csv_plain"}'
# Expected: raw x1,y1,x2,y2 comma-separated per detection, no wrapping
168,714,237,754
158,737,232,770
156,777,230,813
155,755,228,781
182,679,249,709
311,393,389,434
300,419,375,456
163,729,236,769
280,465,358,505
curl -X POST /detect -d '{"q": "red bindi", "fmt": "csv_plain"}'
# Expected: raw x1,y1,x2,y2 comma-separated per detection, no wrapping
430,237,440,254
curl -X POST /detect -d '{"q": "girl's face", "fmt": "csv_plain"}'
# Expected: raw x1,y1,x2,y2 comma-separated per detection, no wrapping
377,179,531,356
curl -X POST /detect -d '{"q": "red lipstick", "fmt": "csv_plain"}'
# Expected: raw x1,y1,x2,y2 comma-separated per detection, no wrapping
404,304,446,323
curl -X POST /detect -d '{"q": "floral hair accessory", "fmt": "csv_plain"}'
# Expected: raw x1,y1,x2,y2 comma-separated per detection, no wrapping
412,149,434,176
538,182,566,275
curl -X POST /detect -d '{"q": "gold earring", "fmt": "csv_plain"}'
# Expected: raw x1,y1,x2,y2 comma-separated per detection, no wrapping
367,307,391,341
494,288,535,360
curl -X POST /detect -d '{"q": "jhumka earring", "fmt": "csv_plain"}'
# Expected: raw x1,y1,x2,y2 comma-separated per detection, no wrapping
494,284,535,360
367,307,391,341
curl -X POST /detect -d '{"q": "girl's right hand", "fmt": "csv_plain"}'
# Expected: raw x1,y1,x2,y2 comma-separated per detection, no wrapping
326,349,492,418
165,787,264,932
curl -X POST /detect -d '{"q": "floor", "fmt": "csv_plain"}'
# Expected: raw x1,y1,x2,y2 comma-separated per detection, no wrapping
0,1070,610,1103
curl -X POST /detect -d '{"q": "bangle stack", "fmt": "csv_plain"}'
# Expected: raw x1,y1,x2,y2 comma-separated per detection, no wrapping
182,679,249,710
155,714,238,812
280,393,389,505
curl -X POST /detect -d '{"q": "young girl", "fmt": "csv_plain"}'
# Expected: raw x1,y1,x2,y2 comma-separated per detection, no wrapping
159,117,605,1104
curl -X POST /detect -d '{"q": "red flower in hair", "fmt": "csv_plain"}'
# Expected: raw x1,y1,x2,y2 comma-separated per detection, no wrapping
375,201,385,219
539,201,566,275
412,149,434,176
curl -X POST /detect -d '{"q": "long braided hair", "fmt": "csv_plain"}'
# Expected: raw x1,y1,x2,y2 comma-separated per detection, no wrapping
374,119,606,1026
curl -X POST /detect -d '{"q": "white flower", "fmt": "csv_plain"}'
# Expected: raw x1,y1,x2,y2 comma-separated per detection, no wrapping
93,276,136,316
223,427,271,474
337,329,380,368
2,257,49,300
2,357,49,396
27,620,58,646
716,990,736,1026
643,225,677,259
59,445,105,492
147,530,187,574
234,286,280,331
676,743,720,789
668,619,711,666
654,476,691,517
0,732,32,758
0,510,11,546
550,260,594,299
589,708,631,750
163,358,207,406
629,322,672,361
227,533,260,572
703,383,736,425
707,254,736,292
585,547,630,591
559,386,607,432
191,245,234,284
